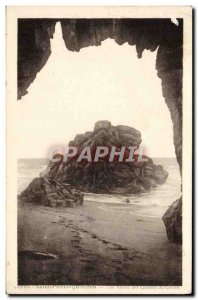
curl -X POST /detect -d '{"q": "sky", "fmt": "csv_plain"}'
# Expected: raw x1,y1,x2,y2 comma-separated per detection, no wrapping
16,21,176,158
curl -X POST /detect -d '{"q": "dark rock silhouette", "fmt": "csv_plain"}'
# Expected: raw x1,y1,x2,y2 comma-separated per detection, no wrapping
162,197,182,244
45,121,168,194
19,177,83,207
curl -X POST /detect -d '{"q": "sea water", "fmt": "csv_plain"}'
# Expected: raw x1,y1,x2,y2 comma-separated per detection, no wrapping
17,158,181,218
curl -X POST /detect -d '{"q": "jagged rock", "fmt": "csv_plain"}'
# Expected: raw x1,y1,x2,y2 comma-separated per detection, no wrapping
162,198,182,244
19,177,83,207
46,121,168,194
94,120,111,132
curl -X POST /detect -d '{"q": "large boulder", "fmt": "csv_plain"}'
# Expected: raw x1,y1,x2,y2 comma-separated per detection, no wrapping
19,177,84,208
162,198,182,244
94,120,111,132
45,121,168,194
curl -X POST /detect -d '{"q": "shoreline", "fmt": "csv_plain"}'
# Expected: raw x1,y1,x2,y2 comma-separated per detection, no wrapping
18,200,182,286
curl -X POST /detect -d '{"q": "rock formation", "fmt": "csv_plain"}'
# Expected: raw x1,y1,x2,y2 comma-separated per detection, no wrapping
19,177,83,208
45,121,168,194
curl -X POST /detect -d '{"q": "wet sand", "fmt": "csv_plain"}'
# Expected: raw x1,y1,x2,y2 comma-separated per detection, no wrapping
18,200,182,286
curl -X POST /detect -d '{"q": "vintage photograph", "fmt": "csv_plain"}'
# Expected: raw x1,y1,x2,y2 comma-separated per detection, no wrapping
6,6,192,294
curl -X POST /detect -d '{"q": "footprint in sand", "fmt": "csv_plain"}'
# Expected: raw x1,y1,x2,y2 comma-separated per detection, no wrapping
91,234,98,239
86,217,95,221
111,259,120,263
80,229,89,234
68,219,73,222
111,244,128,251
72,237,80,242
72,244,80,249
101,240,109,244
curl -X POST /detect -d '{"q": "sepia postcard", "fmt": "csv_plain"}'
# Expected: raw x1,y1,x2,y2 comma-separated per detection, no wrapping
6,6,192,294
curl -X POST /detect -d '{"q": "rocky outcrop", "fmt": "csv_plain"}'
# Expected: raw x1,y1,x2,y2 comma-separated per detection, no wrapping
45,121,168,194
164,204,182,244
162,198,182,244
19,177,83,207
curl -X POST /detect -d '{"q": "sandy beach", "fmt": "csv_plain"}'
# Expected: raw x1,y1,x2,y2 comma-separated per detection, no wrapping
18,200,182,286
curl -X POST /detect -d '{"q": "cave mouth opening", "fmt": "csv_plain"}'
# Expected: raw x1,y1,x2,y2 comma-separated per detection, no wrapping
16,17,183,242
17,21,176,163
